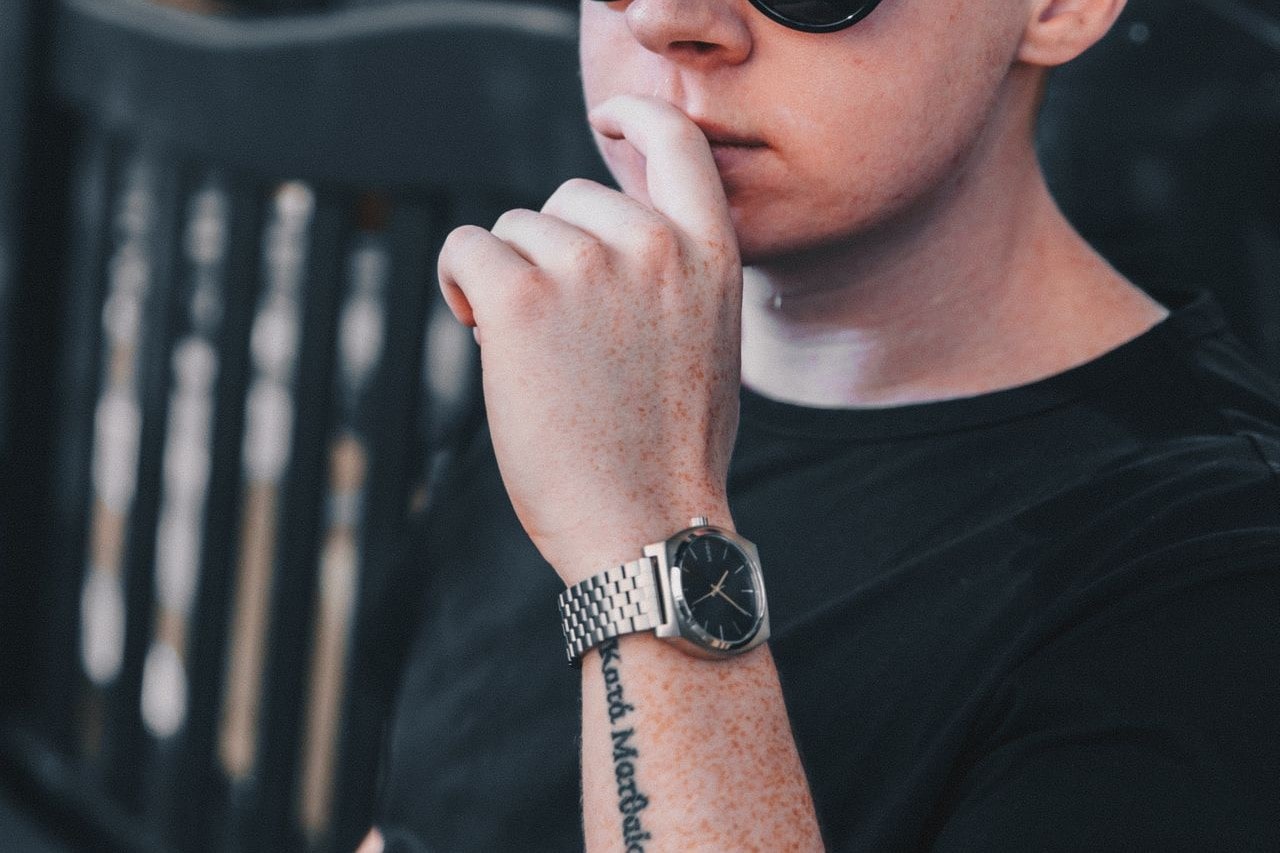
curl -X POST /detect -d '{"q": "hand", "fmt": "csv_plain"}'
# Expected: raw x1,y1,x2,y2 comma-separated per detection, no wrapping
437,95,742,585
356,828,383,853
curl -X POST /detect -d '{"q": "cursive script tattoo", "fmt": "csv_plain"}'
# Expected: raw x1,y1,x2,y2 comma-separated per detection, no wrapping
599,638,652,851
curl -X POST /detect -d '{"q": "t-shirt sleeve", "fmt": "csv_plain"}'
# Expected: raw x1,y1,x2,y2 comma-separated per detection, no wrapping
931,555,1280,851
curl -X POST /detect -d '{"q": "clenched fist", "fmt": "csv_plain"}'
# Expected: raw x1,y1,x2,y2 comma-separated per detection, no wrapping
437,96,743,586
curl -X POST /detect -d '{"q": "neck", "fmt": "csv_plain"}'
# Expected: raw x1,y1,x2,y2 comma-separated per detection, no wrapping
741,92,1166,409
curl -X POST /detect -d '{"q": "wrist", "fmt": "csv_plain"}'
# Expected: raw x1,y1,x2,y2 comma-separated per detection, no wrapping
557,513,769,668
547,501,734,588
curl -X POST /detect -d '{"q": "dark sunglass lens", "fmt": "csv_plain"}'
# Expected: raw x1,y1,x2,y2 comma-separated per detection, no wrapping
751,0,881,31
587,0,884,33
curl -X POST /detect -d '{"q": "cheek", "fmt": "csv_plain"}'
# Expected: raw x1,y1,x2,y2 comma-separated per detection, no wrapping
579,8,629,112
579,13,652,198
733,20,1017,254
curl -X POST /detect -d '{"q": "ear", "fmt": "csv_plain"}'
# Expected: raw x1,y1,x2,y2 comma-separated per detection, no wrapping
1017,0,1127,67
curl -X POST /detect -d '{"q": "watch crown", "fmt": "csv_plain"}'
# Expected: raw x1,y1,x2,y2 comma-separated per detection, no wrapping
690,516,710,528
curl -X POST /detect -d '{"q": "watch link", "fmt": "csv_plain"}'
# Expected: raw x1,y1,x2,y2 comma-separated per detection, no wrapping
557,517,770,667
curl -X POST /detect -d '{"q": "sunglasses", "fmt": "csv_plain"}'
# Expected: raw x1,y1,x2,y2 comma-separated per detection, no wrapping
589,0,885,33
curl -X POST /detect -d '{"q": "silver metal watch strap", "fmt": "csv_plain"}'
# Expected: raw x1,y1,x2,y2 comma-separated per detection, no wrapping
558,556,663,667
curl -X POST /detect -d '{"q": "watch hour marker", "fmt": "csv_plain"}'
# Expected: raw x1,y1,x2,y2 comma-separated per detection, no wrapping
733,564,745,574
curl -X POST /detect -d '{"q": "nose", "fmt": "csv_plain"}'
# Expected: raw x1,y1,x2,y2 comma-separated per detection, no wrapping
622,0,753,68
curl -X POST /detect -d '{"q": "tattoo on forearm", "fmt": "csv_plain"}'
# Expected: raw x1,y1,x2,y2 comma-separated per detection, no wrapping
599,638,651,851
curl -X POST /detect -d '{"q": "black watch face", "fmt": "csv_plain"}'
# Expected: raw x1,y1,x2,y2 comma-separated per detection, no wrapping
673,533,761,647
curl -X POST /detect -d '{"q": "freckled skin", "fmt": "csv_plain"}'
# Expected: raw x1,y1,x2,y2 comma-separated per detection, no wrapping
430,0,1142,850
583,636,820,851
581,0,1031,266
441,163,745,582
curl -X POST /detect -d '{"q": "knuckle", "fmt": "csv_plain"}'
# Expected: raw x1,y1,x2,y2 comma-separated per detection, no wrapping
442,220,478,247
491,207,535,236
703,238,738,277
561,177,600,194
571,236,611,271
542,177,602,215
441,223,483,253
630,219,682,269
506,267,550,315
542,177,578,209
438,225,483,273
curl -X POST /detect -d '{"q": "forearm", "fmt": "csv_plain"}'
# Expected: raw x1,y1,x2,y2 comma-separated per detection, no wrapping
581,633,823,852
438,93,816,850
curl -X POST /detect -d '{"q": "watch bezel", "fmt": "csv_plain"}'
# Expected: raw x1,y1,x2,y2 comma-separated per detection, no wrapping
649,523,769,659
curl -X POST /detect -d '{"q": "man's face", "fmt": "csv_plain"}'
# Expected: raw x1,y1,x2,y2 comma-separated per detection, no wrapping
580,0,1034,264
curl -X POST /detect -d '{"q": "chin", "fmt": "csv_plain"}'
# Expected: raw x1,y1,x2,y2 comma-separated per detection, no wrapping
730,178,944,270
730,205,853,268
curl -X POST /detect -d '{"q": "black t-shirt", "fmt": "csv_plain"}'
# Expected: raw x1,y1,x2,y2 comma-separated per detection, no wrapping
376,291,1280,851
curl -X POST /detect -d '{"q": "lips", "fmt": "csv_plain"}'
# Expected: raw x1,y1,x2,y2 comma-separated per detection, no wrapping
690,119,769,179
692,119,767,150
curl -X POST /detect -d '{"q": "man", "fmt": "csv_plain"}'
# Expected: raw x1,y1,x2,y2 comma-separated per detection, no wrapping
368,0,1280,849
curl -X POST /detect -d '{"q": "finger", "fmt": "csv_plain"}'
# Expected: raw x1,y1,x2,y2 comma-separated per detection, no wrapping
491,207,609,278
437,224,535,328
539,178,672,254
356,829,384,853
588,95,734,245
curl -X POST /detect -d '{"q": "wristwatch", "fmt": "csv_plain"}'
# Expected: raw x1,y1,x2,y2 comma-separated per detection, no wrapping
557,517,770,667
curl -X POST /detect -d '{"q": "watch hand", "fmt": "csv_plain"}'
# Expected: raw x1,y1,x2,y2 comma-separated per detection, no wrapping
690,571,730,607
714,587,752,618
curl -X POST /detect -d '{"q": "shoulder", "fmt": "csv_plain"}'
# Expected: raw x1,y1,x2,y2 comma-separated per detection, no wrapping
940,310,1280,844
1144,290,1280,445
1035,291,1280,572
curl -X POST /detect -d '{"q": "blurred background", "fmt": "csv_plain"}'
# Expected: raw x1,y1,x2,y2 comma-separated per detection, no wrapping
0,0,1276,851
